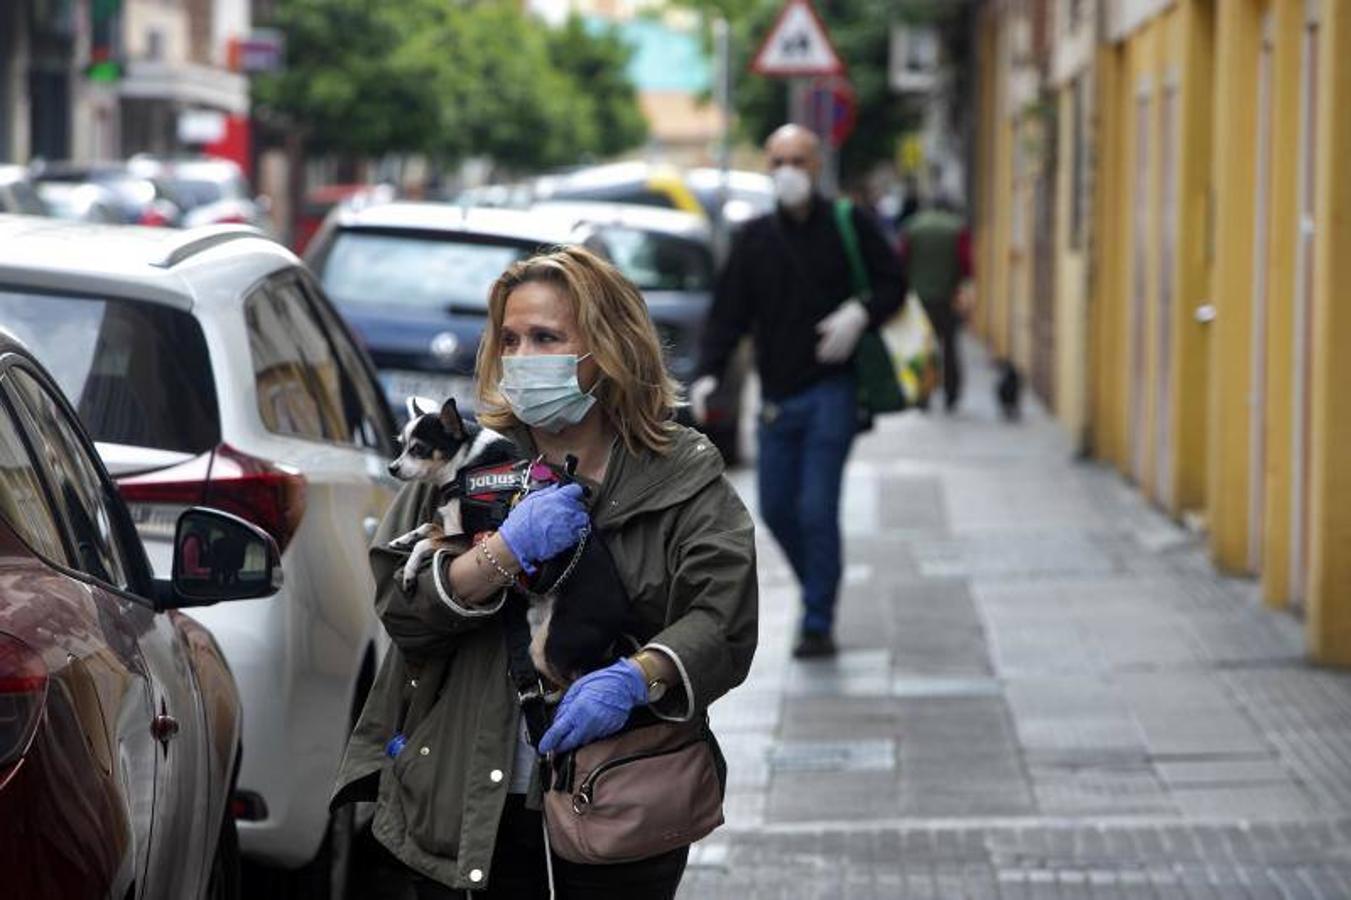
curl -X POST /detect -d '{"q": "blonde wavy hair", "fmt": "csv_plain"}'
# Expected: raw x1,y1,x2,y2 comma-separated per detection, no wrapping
476,245,681,455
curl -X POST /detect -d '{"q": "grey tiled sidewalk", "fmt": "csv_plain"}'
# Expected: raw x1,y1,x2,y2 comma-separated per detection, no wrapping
679,339,1351,899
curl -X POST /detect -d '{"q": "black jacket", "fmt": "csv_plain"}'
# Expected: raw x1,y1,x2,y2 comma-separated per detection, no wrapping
697,196,906,400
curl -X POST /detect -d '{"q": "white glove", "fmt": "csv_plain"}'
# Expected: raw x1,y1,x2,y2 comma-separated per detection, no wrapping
815,299,870,364
688,375,719,424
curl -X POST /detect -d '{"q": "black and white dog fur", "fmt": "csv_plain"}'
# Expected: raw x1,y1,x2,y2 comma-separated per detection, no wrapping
386,397,515,590
385,396,628,689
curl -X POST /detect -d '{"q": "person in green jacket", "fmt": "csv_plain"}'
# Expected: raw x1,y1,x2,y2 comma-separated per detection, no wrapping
898,196,974,412
331,245,759,898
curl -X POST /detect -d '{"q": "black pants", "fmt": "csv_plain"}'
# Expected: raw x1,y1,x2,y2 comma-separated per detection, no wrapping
406,795,689,899
924,302,963,410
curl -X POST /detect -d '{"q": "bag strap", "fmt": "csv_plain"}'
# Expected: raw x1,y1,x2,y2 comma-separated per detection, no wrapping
502,593,552,748
833,198,870,301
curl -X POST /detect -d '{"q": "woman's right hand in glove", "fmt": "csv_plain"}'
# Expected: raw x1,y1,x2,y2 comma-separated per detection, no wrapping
497,482,589,575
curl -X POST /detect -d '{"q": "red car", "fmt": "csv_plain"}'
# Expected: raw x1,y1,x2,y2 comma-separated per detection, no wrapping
0,334,281,899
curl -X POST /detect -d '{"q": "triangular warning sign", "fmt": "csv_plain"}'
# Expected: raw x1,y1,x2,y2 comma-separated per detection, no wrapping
751,0,845,78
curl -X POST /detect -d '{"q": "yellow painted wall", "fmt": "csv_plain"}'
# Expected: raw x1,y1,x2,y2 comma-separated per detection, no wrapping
978,12,1016,361
1170,0,1216,516
1307,0,1351,665
971,0,1351,664
1207,0,1265,574
1054,82,1089,446
974,13,998,347
1092,44,1128,468
1259,0,1307,607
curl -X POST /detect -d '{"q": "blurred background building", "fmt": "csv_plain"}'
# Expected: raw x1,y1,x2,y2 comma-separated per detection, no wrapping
0,0,251,168
971,0,1351,664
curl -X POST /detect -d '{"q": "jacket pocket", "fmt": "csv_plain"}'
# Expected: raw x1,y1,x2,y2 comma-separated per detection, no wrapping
390,686,466,857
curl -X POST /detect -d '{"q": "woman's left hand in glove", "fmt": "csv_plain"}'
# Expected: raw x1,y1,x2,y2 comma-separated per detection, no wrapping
538,659,647,755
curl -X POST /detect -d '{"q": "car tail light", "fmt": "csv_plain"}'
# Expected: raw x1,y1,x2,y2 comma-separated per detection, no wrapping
201,445,307,552
137,207,171,227
231,790,269,821
118,445,307,552
0,632,47,770
118,451,213,542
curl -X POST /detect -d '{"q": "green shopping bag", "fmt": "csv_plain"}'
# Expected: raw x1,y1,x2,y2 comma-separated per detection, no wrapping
834,199,907,415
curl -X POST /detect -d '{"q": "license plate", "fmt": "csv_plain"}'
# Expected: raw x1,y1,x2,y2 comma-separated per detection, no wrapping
382,370,478,412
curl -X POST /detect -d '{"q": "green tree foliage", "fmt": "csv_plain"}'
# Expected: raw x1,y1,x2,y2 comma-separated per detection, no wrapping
251,0,440,157
253,0,646,172
546,17,649,159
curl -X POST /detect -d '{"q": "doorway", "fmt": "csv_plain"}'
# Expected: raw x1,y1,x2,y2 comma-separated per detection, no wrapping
1156,82,1179,509
1290,0,1321,609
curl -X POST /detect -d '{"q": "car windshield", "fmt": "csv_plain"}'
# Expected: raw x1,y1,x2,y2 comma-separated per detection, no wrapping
51,173,157,208
4,180,46,215
0,290,220,454
319,231,525,312
168,178,225,207
592,227,713,292
35,182,105,219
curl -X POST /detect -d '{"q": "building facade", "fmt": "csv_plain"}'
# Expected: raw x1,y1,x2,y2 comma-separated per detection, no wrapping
0,0,250,166
973,0,1351,664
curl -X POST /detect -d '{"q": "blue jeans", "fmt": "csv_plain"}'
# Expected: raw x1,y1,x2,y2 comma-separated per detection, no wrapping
756,375,857,635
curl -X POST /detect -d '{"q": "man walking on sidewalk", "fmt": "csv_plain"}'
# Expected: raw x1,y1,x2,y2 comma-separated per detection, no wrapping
690,124,905,658
898,195,973,413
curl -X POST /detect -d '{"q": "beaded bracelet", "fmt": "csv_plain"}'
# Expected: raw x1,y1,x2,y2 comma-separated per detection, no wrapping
477,536,517,586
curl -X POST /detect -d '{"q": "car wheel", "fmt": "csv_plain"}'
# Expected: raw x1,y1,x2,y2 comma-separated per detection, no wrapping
290,802,357,900
206,813,241,900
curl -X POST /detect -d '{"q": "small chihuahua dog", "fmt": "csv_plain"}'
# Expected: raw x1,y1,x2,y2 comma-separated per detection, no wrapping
386,396,516,589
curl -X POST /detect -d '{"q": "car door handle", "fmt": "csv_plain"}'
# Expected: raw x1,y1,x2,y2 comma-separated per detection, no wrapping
151,695,179,748
364,516,380,539
151,713,179,744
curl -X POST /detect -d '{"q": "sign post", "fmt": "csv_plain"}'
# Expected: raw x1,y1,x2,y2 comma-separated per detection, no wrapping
750,0,848,192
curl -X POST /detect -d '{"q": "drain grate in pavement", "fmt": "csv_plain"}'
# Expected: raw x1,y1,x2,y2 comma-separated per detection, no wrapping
911,532,1117,579
768,739,896,774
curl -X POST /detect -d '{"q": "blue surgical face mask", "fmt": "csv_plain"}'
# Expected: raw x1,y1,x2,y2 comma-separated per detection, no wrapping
499,352,599,432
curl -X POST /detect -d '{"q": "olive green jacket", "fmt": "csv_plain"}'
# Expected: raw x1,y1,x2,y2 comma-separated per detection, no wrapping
331,425,758,891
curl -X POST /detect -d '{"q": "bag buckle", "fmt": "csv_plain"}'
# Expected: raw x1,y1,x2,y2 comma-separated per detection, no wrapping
518,679,546,705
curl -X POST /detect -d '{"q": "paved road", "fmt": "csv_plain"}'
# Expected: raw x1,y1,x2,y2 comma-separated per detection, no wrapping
681,338,1351,899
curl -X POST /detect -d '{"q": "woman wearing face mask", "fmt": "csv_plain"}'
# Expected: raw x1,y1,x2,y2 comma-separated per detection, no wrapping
333,245,758,899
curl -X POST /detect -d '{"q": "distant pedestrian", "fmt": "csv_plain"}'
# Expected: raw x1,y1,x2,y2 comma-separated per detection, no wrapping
898,195,973,413
690,124,906,659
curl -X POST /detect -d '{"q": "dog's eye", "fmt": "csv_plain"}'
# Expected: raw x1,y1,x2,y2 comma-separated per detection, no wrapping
410,444,430,459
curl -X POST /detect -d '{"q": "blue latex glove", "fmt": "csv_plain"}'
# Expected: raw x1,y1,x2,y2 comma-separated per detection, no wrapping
538,659,647,755
497,482,588,575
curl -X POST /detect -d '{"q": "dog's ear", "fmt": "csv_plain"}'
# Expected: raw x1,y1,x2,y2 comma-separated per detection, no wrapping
440,397,466,440
406,395,436,421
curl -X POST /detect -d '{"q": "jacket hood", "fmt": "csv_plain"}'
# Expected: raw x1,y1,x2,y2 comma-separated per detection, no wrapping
595,425,726,529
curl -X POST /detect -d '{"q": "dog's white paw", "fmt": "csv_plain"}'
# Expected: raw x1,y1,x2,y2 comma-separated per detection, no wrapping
390,522,442,550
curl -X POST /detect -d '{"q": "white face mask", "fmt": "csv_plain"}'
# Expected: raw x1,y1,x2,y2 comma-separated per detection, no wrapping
772,165,813,208
499,353,599,432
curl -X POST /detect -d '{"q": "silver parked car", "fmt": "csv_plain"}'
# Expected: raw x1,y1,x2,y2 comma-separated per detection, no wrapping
128,155,273,232
0,164,46,215
0,216,399,895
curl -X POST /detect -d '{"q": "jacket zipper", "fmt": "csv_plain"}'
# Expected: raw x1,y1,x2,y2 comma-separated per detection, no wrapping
574,735,704,809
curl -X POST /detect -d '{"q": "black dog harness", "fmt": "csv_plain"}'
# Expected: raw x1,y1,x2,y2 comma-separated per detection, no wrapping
440,455,571,745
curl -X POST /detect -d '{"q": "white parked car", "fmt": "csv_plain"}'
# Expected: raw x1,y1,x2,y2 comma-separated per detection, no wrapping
0,216,398,895
129,155,274,232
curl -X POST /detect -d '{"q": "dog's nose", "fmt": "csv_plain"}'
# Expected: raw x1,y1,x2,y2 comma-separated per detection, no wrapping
387,461,399,476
